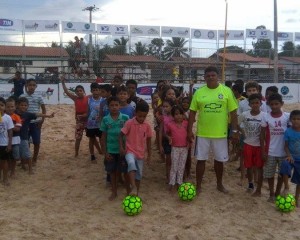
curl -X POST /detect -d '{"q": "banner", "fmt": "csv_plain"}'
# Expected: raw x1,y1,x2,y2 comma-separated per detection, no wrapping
129,25,160,37
277,32,293,41
23,20,59,32
191,29,217,40
246,29,273,40
0,18,22,31
62,21,95,33
97,24,128,36
161,26,190,38
295,32,300,42
218,30,244,40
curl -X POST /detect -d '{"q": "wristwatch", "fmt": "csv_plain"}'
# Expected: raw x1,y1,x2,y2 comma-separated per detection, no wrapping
232,130,238,133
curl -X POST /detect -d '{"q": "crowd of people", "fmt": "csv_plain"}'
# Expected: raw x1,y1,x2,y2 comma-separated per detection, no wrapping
0,67,299,208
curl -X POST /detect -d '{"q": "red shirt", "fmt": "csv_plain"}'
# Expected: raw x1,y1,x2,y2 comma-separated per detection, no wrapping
75,96,88,116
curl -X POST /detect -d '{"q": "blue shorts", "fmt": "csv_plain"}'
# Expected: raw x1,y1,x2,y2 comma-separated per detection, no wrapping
280,160,300,185
20,140,31,160
104,153,127,173
125,153,144,181
29,123,41,144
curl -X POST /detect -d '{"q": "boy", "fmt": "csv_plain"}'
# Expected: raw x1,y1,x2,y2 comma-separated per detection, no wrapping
125,79,142,109
99,84,112,122
232,84,245,102
100,96,129,200
116,86,135,119
238,94,266,196
119,101,152,196
265,86,279,113
0,97,13,186
16,97,54,174
111,75,123,97
86,83,102,162
260,93,290,202
280,110,300,207
20,79,46,165
5,97,22,177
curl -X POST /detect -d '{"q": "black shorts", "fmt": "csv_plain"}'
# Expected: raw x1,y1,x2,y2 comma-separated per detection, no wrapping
86,128,102,138
162,138,172,155
104,153,128,173
0,146,10,161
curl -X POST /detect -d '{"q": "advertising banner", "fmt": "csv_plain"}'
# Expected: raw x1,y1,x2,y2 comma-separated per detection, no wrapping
161,26,190,38
277,32,293,42
97,24,129,36
0,18,22,31
295,32,300,42
218,30,244,40
129,25,160,37
62,21,95,33
191,29,217,40
246,29,273,40
23,20,59,32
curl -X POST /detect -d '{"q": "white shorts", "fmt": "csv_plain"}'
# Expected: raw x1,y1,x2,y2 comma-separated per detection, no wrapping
194,137,228,162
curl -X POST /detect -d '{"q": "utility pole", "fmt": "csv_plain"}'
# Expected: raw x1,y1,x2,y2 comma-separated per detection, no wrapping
221,0,228,83
273,0,279,83
83,5,99,69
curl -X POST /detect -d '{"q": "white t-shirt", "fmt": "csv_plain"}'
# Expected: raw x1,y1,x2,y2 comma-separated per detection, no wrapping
238,99,268,115
0,114,14,146
79,62,88,71
261,112,290,157
239,111,266,146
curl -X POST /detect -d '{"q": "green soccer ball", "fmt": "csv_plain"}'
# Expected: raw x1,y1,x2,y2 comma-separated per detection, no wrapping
275,194,296,212
178,182,197,201
122,195,143,216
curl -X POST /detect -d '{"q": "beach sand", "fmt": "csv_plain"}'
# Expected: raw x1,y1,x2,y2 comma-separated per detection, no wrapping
0,103,299,240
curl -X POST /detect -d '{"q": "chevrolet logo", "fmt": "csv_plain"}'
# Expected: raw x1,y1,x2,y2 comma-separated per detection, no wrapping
204,103,222,109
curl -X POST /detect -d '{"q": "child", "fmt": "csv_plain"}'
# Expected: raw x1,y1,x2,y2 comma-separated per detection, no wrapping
86,82,103,162
116,86,135,119
111,75,123,97
100,96,129,200
265,86,279,113
260,93,290,202
280,110,300,207
99,84,112,122
232,84,246,102
126,79,142,109
20,79,46,165
238,94,265,196
0,97,13,186
165,106,189,193
151,92,160,150
61,76,88,157
119,101,152,196
159,99,175,183
5,97,22,177
16,97,54,174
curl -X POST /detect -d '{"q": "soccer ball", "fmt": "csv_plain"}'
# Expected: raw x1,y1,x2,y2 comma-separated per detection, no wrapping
178,182,197,201
122,195,143,216
275,194,296,212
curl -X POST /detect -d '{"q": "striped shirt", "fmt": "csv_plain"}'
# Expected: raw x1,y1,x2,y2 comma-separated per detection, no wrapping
21,92,45,123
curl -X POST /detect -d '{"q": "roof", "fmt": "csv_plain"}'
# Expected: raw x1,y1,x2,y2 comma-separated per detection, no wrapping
279,57,300,64
215,53,262,62
104,54,160,62
0,45,69,58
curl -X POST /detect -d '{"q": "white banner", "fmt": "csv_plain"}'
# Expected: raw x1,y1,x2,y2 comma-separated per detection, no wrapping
246,29,273,40
62,21,95,33
295,32,300,42
218,30,244,40
97,24,128,36
161,26,190,38
0,18,22,31
278,32,293,41
129,25,160,37
23,20,59,32
191,29,217,40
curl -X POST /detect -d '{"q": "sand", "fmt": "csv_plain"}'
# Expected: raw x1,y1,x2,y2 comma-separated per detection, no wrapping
0,103,299,240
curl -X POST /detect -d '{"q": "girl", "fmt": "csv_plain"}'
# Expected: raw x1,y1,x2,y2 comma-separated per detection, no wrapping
159,99,175,183
165,106,189,193
61,76,88,157
151,92,160,150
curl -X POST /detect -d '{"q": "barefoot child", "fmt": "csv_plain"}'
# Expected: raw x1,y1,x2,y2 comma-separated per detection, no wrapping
280,110,300,207
61,76,88,157
0,97,13,186
100,96,129,200
16,97,55,174
116,86,135,119
119,101,152,196
165,105,189,193
260,93,290,202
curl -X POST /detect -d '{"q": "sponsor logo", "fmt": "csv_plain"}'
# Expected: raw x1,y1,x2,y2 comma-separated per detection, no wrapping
0,19,13,27
193,30,201,38
131,27,143,34
84,24,91,30
25,22,39,30
178,29,189,36
101,26,110,31
218,94,224,99
147,28,159,35
280,86,289,95
249,30,256,37
278,32,289,38
162,28,173,34
204,103,222,109
233,32,244,38
116,26,125,32
66,22,73,28
207,31,215,39
261,30,268,36
220,32,230,38
136,86,156,95
45,23,58,29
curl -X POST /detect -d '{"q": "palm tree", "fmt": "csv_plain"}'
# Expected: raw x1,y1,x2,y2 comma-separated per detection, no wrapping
113,37,129,55
163,37,189,60
132,41,148,56
148,38,164,58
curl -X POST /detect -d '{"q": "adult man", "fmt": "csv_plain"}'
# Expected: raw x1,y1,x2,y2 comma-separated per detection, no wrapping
79,59,90,77
11,71,26,97
187,66,239,194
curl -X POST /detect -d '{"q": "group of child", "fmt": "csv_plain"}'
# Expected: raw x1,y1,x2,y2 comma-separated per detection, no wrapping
0,79,54,185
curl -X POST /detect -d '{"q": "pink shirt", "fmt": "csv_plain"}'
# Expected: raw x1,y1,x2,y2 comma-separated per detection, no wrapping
163,114,173,134
121,117,153,159
165,120,188,147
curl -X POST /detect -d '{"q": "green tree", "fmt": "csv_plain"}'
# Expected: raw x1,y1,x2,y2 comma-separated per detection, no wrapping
132,41,148,56
113,37,129,55
218,45,244,53
51,41,59,47
148,38,164,58
279,41,295,57
163,37,189,60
